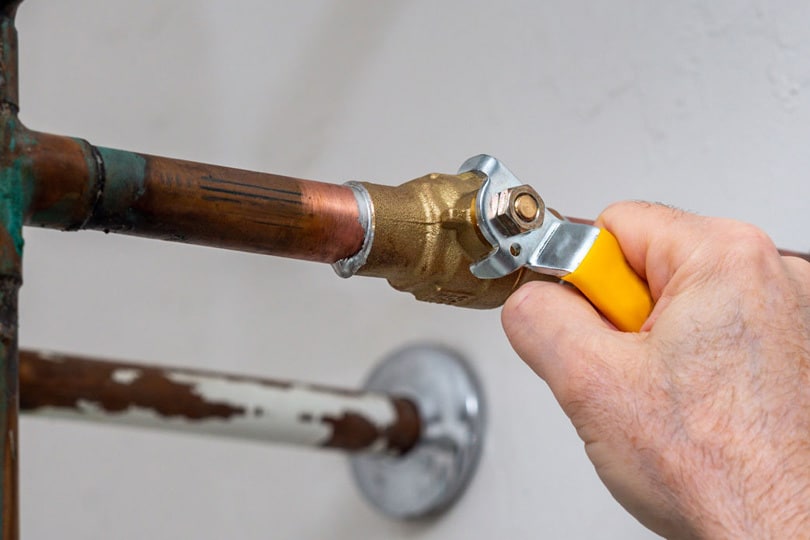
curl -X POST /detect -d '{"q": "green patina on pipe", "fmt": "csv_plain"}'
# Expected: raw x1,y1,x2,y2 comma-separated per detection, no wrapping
0,123,36,258
93,146,147,231
0,160,25,258
0,15,23,258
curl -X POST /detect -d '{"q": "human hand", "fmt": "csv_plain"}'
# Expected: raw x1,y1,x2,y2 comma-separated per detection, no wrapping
501,202,810,539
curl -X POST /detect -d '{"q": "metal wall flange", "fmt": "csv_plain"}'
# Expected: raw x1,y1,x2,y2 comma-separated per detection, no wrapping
350,344,486,519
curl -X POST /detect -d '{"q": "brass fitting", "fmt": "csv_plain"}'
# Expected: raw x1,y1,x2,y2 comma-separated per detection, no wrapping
356,172,549,309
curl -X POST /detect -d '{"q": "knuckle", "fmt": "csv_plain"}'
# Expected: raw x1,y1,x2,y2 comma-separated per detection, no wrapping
713,221,778,267
728,222,774,248
598,200,695,228
784,256,810,285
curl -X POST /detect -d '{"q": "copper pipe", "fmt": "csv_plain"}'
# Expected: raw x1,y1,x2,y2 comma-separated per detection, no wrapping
778,248,810,262
19,349,421,455
22,131,805,270
0,3,22,538
24,131,365,264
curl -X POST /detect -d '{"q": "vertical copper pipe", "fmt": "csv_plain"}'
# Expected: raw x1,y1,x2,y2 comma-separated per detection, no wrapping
25,134,365,264
0,3,21,538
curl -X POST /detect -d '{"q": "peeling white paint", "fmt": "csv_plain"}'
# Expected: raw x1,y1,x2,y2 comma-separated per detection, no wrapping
111,368,141,385
167,372,398,447
32,372,400,451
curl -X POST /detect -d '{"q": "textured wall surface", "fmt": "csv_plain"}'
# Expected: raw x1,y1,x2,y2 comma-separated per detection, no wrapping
15,1,810,538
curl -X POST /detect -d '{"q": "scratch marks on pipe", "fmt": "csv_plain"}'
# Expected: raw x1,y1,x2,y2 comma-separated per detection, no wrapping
202,175,302,197
199,174,305,230
199,174,302,205
198,184,302,205
197,174,307,230
200,195,242,205
247,219,303,230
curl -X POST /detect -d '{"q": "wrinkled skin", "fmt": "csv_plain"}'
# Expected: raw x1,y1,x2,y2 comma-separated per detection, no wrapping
502,202,810,539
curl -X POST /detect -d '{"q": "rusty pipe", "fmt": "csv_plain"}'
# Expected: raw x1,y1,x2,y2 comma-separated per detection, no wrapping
23,131,364,264
19,349,421,455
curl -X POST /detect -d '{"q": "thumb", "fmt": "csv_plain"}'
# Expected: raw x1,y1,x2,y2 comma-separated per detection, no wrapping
501,280,635,411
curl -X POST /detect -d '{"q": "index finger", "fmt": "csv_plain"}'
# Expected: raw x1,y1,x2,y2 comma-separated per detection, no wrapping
594,202,713,300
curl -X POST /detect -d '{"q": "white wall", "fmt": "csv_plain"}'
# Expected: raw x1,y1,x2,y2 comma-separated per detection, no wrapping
15,1,809,538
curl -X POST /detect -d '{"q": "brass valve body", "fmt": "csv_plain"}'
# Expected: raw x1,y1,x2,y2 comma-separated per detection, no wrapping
357,172,548,309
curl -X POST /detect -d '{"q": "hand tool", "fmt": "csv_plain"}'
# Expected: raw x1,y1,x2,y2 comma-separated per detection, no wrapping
460,154,654,332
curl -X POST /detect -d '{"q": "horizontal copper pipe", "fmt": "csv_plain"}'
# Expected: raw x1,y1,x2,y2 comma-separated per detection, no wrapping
779,248,810,261
19,349,421,454
20,131,806,268
24,131,365,264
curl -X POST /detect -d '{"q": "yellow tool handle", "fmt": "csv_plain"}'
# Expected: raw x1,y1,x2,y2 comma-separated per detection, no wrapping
561,229,653,332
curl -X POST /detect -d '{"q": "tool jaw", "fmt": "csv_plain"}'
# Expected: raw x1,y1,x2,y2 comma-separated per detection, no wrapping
461,154,599,280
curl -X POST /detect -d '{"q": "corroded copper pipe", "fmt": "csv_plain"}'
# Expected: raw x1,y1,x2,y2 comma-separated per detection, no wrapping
24,131,365,264
19,349,421,455
0,3,22,539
